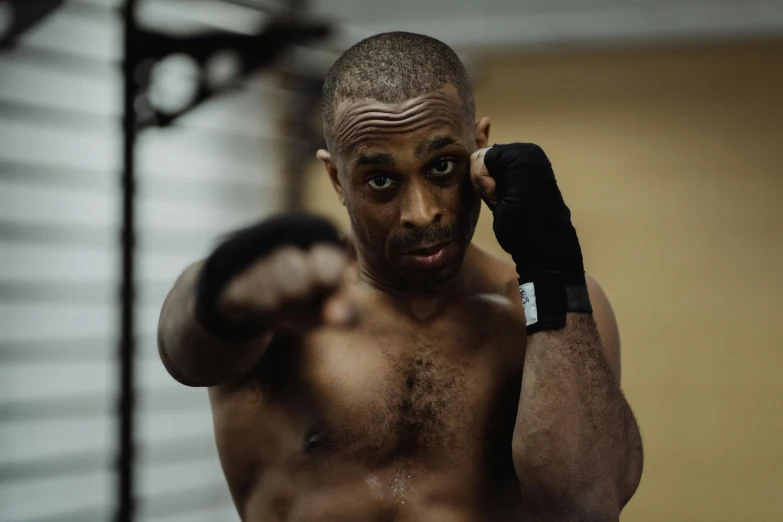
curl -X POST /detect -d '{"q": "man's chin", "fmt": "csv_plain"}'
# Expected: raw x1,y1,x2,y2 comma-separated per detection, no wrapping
412,265,461,289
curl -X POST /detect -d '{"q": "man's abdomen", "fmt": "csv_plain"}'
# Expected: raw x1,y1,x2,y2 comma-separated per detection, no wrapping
241,461,527,522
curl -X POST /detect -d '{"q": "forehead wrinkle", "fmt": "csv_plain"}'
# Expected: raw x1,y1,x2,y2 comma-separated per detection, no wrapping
337,96,462,129
340,101,432,123
337,105,461,141
332,90,468,152
337,92,458,122
340,113,462,150
338,88,460,118
336,109,466,155
342,116,464,158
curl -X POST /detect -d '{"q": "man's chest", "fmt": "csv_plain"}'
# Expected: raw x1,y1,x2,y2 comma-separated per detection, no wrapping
252,300,527,466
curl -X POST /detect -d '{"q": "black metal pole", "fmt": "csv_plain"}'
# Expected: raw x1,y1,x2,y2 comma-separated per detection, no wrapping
118,0,137,521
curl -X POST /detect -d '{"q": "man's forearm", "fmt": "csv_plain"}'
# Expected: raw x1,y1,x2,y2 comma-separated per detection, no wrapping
513,314,643,519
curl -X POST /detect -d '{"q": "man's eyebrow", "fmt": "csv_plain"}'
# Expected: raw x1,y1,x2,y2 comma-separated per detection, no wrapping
355,152,395,168
415,136,458,158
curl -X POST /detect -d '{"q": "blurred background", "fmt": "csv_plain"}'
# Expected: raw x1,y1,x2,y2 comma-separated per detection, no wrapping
0,1,781,521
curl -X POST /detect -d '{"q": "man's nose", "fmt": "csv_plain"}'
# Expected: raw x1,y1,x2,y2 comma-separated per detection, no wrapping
399,179,442,229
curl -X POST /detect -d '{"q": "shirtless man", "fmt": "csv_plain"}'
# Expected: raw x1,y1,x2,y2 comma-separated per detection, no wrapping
158,32,643,521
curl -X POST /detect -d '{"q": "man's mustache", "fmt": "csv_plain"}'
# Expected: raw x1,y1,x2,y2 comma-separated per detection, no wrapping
388,223,459,254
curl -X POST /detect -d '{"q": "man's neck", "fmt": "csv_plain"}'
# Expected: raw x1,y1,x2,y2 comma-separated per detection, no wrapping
353,254,469,322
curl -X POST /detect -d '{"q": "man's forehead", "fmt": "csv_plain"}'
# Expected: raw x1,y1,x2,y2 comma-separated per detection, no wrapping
333,86,464,127
331,87,470,158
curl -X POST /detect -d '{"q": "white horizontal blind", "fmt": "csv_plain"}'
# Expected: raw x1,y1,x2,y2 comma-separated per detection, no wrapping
0,1,286,521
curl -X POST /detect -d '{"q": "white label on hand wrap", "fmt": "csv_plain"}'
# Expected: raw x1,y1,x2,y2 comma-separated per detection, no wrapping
519,282,538,326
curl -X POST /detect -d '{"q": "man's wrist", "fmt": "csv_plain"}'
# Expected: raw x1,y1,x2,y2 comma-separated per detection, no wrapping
520,272,593,335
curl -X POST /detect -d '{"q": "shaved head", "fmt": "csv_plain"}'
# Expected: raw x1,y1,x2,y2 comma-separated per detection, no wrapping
321,31,475,150
316,32,489,294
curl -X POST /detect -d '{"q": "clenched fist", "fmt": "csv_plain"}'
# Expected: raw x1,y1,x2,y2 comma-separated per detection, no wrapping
219,243,355,332
195,213,356,339
467,143,591,333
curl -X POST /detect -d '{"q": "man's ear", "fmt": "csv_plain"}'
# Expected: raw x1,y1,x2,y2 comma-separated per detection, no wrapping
316,149,345,206
475,117,491,149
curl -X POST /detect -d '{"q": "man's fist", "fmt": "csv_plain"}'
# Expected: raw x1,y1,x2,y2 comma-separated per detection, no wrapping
219,244,355,332
194,213,355,339
469,143,579,278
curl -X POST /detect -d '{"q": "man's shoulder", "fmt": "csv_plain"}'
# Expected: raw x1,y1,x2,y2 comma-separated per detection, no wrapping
465,244,522,309
466,243,518,286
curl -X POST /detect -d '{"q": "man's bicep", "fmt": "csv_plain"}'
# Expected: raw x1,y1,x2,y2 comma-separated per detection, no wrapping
586,275,621,383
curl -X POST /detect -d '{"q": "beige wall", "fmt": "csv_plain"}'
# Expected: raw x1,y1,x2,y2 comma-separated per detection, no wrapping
304,41,783,521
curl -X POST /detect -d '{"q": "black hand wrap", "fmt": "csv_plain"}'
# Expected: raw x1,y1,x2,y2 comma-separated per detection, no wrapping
195,213,340,340
484,143,592,334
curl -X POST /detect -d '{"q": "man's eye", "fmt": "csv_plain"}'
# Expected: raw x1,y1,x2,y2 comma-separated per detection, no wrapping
367,175,395,189
429,159,456,177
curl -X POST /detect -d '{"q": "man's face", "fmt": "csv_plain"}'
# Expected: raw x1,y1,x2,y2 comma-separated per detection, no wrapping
321,85,489,290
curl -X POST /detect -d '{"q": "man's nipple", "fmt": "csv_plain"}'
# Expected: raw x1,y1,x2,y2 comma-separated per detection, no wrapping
303,422,333,454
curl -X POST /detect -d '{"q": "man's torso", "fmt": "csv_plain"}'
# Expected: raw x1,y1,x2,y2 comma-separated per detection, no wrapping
209,247,531,521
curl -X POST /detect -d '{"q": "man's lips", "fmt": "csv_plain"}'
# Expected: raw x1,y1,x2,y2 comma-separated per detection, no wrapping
402,240,454,256
396,240,457,269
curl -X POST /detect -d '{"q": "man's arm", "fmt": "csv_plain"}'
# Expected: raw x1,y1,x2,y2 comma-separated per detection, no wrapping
513,303,642,520
158,215,352,388
472,143,642,520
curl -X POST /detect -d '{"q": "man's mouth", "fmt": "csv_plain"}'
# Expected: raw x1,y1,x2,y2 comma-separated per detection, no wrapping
403,241,453,256
397,240,457,269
